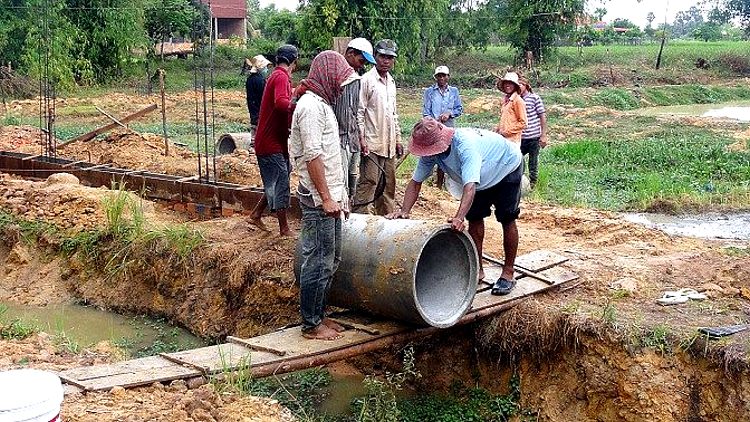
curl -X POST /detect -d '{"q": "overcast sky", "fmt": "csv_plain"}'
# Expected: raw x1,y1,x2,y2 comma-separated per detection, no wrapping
258,0,705,28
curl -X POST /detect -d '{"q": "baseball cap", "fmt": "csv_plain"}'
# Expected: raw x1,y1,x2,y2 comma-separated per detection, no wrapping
374,39,398,57
276,44,299,65
347,38,376,64
434,65,450,76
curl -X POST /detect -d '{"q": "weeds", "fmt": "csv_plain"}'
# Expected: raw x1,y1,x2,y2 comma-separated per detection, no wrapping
355,346,421,422
53,331,81,354
0,305,37,340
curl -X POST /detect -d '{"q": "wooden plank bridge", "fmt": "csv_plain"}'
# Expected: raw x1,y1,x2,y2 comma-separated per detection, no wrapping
59,250,578,394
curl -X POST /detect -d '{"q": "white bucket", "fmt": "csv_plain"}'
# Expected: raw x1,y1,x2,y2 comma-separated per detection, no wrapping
0,369,63,422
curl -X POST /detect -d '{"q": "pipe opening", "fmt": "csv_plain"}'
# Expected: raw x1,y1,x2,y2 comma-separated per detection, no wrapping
414,229,477,327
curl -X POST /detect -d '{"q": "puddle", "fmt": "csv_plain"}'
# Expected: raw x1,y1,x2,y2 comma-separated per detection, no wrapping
0,302,204,351
318,373,367,415
634,101,750,121
623,212,750,240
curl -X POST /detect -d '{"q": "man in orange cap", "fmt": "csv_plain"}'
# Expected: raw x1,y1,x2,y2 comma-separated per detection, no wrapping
387,117,523,295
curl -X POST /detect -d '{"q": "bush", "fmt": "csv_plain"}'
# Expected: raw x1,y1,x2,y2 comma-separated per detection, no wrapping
718,53,750,75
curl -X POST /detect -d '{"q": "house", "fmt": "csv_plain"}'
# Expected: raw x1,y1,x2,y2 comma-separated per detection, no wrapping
200,0,247,41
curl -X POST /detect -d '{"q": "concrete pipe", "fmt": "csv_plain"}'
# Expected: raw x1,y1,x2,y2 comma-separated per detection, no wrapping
328,214,478,328
216,133,254,155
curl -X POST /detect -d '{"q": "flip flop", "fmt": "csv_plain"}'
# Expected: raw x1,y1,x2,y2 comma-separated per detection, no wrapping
656,293,689,306
662,288,707,301
698,324,750,339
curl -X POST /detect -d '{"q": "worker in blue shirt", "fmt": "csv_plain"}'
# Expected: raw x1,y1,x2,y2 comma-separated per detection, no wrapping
422,65,464,188
422,65,463,128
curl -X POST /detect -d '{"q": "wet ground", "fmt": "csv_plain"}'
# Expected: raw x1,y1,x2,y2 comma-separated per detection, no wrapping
623,211,750,241
634,101,750,121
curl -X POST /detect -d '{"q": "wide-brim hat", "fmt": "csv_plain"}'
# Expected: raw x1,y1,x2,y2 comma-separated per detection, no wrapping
249,54,271,73
500,72,520,88
409,117,455,157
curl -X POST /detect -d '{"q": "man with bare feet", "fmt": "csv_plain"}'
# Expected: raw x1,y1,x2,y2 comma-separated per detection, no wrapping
247,44,298,236
289,51,354,340
387,117,523,295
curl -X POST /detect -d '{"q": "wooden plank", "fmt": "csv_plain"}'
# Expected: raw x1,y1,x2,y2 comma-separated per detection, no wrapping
80,364,199,392
166,343,271,374
58,104,157,148
513,250,568,272
536,266,579,285
227,335,287,356
159,353,210,374
328,317,381,335
469,273,577,312
63,384,83,395
57,372,88,390
95,106,127,128
60,356,179,381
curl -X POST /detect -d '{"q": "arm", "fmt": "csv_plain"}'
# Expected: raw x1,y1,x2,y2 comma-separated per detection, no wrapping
539,112,548,147
387,179,422,219
357,77,369,154
273,75,292,113
448,182,476,231
422,88,431,117
452,88,463,119
306,157,340,216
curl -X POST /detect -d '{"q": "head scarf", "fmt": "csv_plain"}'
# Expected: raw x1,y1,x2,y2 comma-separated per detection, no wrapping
303,50,354,105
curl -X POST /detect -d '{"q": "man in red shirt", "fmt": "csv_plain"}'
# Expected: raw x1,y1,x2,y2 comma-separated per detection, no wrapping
248,44,298,236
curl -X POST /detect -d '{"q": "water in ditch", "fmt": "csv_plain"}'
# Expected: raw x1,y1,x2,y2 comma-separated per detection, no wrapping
634,101,750,121
622,211,750,241
0,301,204,353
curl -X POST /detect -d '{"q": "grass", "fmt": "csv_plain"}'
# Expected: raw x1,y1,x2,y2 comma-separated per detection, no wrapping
529,123,750,211
0,304,38,340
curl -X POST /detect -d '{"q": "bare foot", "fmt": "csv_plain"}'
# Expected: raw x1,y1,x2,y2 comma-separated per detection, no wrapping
302,324,343,341
247,217,269,231
279,229,297,238
478,268,485,281
322,317,346,333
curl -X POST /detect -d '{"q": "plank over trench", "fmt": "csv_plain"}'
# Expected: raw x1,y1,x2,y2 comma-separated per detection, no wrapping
58,249,577,393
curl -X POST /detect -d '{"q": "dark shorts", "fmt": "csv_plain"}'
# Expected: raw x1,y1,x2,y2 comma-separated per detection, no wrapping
466,163,523,224
257,153,291,211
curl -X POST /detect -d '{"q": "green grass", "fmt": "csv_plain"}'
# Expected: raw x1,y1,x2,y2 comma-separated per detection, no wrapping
0,304,38,340
530,124,750,211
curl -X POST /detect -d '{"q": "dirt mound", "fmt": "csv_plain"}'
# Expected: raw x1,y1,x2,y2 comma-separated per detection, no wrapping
0,125,48,154
465,96,500,115
0,334,293,422
0,126,265,187
64,382,294,422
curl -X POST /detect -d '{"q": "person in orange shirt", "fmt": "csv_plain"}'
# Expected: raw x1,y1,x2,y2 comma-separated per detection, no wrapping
494,72,527,143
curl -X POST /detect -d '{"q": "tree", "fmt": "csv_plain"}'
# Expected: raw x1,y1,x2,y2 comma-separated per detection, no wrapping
145,0,194,46
721,0,750,35
646,12,656,28
594,7,607,21
493,0,585,61
673,6,704,38
693,22,722,41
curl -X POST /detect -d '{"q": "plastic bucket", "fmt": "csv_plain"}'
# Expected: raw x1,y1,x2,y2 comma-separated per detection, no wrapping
0,369,63,422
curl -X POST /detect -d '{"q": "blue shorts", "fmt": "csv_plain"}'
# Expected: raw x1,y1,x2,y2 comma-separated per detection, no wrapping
257,153,291,211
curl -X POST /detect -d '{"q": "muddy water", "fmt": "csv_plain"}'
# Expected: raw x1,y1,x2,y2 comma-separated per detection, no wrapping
0,302,204,350
634,101,750,121
623,212,750,240
318,373,367,415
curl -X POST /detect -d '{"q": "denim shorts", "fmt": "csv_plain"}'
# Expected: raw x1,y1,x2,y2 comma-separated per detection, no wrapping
466,163,523,224
257,153,291,211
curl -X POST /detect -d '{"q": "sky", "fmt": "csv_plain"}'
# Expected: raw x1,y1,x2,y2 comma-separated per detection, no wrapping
258,0,706,28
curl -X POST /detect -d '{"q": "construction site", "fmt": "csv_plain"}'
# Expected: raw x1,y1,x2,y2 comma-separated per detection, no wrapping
2,0,750,420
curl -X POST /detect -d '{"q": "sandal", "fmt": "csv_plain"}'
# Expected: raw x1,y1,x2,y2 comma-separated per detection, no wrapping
657,293,689,306
491,277,517,296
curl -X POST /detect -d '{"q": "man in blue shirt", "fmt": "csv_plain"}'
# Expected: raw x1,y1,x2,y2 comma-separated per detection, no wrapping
422,65,463,127
387,117,523,295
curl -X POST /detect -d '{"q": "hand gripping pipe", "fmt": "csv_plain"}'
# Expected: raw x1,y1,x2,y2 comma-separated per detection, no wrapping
326,214,479,328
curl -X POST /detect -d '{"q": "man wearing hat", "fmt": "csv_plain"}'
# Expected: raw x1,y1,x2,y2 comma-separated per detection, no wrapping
245,54,272,141
422,65,463,128
334,38,376,205
248,44,299,236
387,117,523,295
354,39,402,216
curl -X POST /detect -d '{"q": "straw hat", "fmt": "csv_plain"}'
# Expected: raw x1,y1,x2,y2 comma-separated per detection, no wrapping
249,55,271,74
500,72,520,88
409,117,456,157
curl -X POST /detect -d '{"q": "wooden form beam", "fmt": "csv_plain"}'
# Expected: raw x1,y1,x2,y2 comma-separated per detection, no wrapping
58,104,157,148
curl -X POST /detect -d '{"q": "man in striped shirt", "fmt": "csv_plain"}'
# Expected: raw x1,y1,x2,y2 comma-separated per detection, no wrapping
519,77,548,188
333,38,376,208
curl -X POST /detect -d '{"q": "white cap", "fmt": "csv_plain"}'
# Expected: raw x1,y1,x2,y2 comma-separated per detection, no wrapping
347,38,376,64
434,65,450,76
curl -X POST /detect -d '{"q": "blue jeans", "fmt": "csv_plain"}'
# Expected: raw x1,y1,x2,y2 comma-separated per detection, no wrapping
298,203,342,331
